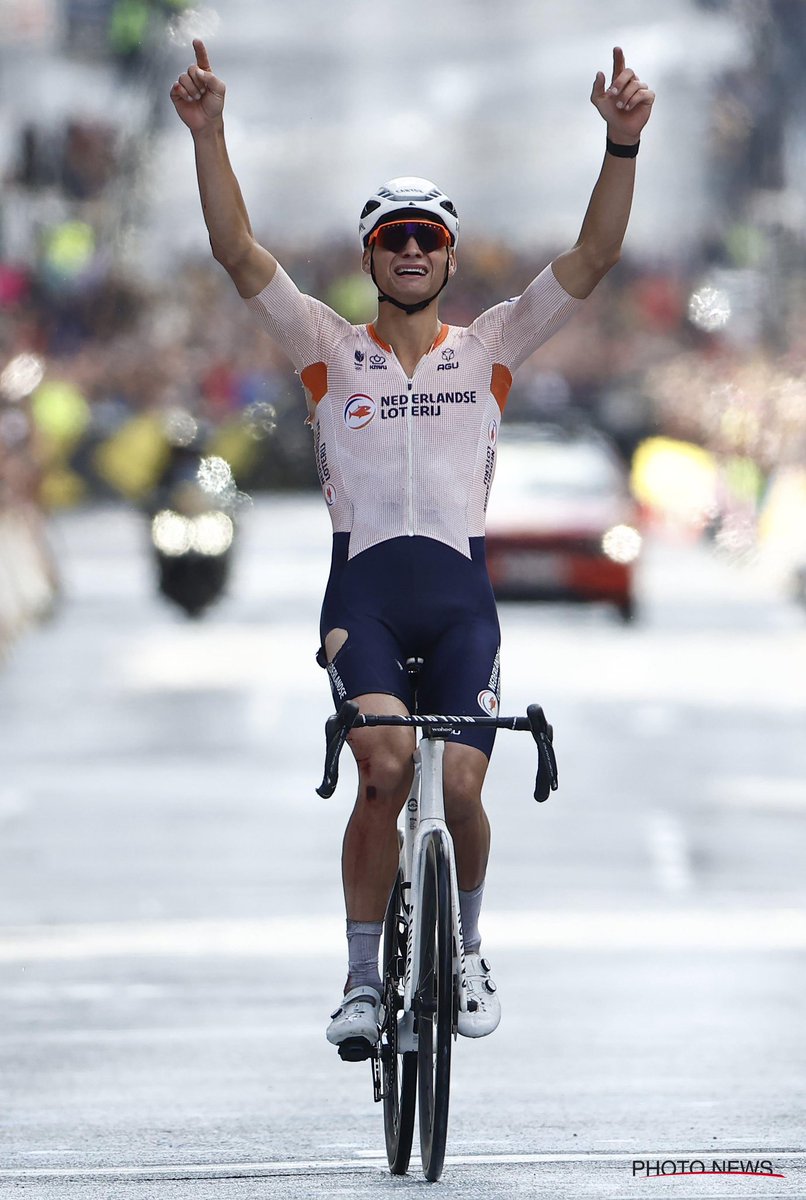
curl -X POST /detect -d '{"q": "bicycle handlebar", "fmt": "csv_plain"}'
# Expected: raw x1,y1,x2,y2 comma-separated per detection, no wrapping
316,701,559,803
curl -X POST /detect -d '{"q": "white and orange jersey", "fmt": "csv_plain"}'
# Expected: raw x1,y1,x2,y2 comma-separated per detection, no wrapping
245,264,582,560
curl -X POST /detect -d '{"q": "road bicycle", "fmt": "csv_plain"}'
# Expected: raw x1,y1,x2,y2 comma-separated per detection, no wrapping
317,659,558,1182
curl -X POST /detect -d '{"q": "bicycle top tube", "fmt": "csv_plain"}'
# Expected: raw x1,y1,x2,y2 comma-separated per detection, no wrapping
316,699,558,804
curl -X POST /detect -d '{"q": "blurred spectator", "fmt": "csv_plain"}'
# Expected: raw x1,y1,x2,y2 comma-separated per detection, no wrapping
2,3,806,613
2,219,806,510
0,368,59,659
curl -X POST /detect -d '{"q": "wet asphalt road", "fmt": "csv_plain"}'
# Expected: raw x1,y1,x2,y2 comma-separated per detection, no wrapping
1,497,805,1198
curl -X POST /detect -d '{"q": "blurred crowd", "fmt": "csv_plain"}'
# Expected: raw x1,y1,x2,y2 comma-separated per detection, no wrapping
3,0,806,656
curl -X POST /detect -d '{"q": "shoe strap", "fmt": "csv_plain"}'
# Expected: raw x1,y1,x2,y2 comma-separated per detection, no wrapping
341,984,381,1007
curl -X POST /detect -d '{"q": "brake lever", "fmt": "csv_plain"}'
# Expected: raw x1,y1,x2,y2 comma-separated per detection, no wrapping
316,700,361,798
526,703,558,802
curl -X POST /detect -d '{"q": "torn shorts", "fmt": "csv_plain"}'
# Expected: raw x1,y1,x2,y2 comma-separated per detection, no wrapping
317,533,502,758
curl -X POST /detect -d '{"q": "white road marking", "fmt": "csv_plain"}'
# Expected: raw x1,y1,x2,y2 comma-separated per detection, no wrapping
1,1151,804,1179
18,1150,81,1156
120,625,315,691
647,811,694,894
0,788,26,823
0,916,343,961
0,1024,315,1045
485,909,806,949
709,776,806,812
2,907,806,961
628,704,679,737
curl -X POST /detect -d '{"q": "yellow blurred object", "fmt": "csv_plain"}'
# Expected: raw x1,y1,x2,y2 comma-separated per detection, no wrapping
31,380,91,451
208,422,259,480
757,467,806,561
723,455,763,508
42,221,96,279
631,437,718,527
92,413,170,500
326,272,376,323
40,466,86,509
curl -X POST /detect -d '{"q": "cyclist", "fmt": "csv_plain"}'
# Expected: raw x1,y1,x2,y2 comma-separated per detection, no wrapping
171,40,654,1054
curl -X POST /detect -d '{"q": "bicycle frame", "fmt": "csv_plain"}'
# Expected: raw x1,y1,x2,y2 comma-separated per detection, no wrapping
317,699,558,1027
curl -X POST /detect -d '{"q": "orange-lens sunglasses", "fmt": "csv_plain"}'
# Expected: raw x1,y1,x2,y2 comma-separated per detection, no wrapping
369,220,451,254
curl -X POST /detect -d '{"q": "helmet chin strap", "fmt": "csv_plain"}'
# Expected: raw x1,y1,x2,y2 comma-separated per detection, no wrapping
370,248,451,316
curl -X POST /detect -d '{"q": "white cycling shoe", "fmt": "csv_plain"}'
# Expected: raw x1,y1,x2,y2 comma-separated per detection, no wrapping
458,954,501,1038
326,985,382,1061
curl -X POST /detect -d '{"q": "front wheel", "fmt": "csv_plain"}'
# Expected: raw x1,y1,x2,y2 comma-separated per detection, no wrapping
381,873,417,1174
416,834,454,1182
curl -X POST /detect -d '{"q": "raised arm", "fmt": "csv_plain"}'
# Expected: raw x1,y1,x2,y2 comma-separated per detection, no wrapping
551,46,655,300
170,39,277,298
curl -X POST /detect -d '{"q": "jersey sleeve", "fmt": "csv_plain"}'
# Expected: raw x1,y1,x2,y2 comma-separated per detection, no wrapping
243,264,352,371
467,263,583,374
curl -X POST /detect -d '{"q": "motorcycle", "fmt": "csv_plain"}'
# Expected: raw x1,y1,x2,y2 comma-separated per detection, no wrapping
148,442,236,618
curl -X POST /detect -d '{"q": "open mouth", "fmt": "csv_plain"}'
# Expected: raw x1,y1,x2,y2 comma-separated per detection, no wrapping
394,265,428,277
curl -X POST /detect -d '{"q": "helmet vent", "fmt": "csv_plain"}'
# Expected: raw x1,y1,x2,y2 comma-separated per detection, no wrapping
360,199,381,220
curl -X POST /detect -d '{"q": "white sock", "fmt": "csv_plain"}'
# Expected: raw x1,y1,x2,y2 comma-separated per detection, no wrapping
346,919,383,993
459,881,485,955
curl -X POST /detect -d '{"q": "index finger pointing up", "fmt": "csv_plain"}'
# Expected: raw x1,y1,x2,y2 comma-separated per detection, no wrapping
610,45,625,85
193,38,211,71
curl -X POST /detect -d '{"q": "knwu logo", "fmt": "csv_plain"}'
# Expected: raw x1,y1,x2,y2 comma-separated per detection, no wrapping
437,347,458,371
369,353,387,370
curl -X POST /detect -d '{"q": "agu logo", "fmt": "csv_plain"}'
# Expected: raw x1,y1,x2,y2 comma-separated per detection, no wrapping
477,690,498,715
344,394,377,429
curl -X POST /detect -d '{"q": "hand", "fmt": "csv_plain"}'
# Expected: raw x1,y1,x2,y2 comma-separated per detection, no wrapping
170,39,226,133
590,46,654,144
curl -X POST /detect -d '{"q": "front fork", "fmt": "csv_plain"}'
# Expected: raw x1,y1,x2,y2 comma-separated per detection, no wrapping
373,745,468,1101
402,742,468,1024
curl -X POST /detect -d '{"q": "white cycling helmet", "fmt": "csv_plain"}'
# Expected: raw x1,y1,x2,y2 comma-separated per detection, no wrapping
359,177,459,248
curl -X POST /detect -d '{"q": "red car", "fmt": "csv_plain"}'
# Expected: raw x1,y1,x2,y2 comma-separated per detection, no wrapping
485,424,642,621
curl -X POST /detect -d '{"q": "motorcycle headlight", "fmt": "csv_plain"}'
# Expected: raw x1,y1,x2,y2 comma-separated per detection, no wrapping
151,510,193,556
192,511,234,556
602,524,642,564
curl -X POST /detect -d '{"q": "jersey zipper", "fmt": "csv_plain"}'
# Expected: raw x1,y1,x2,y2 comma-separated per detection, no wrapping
382,331,419,539
406,378,414,536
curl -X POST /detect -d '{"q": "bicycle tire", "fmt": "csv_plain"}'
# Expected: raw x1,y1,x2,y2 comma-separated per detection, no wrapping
416,833,454,1182
381,873,417,1174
